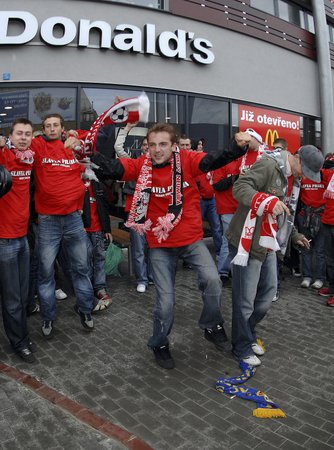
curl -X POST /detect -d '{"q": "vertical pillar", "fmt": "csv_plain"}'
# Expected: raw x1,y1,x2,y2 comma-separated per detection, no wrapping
311,0,334,154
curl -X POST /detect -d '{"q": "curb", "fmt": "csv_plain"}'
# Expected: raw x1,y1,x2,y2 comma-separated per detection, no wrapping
0,362,153,450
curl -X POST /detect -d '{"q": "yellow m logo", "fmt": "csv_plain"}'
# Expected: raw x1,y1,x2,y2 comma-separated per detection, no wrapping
265,129,279,147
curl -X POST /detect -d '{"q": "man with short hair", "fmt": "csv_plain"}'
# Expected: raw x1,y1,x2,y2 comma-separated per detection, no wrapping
272,138,288,151
227,142,324,366
0,119,37,362
31,114,97,338
92,123,249,369
178,134,192,151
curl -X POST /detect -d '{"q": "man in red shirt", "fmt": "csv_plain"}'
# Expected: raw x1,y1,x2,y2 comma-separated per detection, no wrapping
31,114,96,338
0,119,37,362
92,123,249,369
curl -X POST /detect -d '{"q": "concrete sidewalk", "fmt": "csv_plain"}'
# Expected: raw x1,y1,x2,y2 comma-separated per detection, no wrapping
0,248,333,450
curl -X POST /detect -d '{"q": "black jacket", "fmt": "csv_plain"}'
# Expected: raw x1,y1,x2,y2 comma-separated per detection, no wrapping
82,180,111,233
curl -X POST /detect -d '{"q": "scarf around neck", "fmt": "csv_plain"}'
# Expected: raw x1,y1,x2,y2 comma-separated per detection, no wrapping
125,148,183,243
10,146,34,164
232,151,300,265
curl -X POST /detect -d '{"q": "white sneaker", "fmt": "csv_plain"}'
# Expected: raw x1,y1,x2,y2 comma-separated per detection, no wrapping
251,342,265,356
311,280,323,289
300,278,311,288
136,284,146,293
242,355,261,366
55,288,68,300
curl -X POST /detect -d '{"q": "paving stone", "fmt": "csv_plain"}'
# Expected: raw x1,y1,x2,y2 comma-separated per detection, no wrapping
0,245,333,450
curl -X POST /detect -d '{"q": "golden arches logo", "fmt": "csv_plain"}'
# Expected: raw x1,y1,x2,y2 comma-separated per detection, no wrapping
265,129,279,147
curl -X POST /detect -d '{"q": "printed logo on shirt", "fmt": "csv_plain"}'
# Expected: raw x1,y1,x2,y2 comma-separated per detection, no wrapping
302,183,324,190
152,181,189,197
10,169,31,180
41,157,77,167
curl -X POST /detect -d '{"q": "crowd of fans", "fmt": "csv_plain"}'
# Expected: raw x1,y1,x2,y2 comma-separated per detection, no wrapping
0,113,333,370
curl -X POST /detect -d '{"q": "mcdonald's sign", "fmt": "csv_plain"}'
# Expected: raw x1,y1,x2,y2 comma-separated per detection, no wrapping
239,104,301,152
265,129,279,147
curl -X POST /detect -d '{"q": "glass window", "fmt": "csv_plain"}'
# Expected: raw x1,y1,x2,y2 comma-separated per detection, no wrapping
305,12,315,34
112,0,164,9
188,97,229,151
278,1,301,26
250,0,275,15
0,86,77,135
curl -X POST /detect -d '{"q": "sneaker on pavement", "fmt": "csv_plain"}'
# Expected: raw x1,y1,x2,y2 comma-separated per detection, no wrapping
204,324,231,351
311,280,323,289
326,296,334,307
301,278,311,288
17,347,36,363
137,283,146,293
292,268,302,278
251,342,265,356
242,354,261,366
318,287,332,297
41,320,54,339
28,340,37,353
272,290,280,302
152,344,175,369
55,288,67,300
74,305,94,331
93,289,112,312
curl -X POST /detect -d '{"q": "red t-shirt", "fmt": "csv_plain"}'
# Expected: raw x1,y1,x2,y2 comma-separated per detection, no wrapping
213,159,241,215
321,169,334,225
84,182,102,232
195,172,214,199
31,137,85,215
120,150,206,248
300,177,326,209
0,149,32,238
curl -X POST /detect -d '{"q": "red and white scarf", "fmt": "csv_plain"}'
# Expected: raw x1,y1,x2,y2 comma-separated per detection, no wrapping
324,173,334,199
231,192,280,266
239,145,265,174
83,92,149,156
125,148,183,243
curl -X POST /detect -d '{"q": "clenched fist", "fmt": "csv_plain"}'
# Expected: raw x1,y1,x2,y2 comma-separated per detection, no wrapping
235,131,251,148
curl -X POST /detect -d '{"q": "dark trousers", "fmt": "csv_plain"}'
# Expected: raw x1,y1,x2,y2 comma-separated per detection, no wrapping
323,224,334,292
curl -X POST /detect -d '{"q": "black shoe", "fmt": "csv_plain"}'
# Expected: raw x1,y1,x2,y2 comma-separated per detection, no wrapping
182,261,193,270
41,320,54,339
220,275,231,288
74,305,94,331
28,340,37,353
17,347,36,363
204,324,231,351
152,344,175,369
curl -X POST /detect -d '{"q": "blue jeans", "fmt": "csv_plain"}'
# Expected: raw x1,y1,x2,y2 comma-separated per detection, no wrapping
217,213,234,276
230,246,277,359
297,216,326,281
0,237,30,351
38,211,94,320
148,240,224,348
130,229,153,285
86,231,107,293
200,198,222,256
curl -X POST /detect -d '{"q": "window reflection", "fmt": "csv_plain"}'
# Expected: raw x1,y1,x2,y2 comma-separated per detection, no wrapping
0,87,76,134
188,96,229,152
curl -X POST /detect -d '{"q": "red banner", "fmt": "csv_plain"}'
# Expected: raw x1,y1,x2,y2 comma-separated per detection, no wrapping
239,105,301,152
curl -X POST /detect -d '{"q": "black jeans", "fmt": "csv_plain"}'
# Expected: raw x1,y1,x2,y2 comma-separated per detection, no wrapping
323,224,334,292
